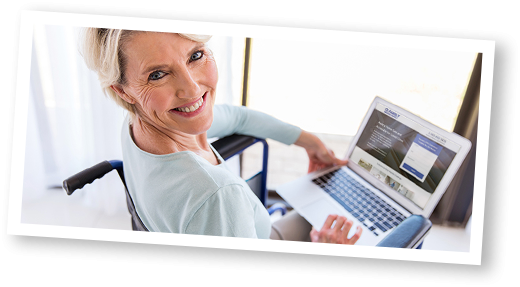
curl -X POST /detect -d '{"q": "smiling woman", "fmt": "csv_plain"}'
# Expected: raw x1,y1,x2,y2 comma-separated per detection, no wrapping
81,28,361,243
107,33,218,158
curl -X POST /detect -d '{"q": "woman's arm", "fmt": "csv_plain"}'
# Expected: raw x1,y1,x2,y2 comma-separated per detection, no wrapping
185,184,269,238
208,104,301,145
209,104,347,173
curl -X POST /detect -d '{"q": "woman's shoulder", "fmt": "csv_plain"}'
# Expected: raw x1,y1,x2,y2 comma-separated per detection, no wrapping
126,148,246,199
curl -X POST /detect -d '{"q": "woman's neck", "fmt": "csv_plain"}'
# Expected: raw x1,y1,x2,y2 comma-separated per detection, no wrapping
130,116,219,165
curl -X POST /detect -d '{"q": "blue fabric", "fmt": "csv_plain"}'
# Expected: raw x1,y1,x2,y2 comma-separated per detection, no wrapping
376,215,432,248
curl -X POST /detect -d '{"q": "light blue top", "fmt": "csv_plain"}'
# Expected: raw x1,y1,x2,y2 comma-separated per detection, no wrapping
121,105,301,239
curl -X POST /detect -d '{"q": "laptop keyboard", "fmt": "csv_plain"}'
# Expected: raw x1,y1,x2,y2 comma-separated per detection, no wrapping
312,168,406,236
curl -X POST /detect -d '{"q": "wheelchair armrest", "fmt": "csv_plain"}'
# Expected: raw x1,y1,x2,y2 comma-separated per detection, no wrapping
211,134,258,160
376,215,432,249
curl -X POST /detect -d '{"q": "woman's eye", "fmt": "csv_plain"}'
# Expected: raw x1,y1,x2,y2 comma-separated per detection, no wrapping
149,71,166,81
190,51,203,62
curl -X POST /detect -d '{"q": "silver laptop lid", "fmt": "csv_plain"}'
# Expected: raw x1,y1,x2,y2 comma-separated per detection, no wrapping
345,96,472,217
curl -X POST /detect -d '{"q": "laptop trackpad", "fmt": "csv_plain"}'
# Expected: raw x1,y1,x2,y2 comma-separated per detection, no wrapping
300,198,348,231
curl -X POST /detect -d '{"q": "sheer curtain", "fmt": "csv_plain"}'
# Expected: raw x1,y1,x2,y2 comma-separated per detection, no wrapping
24,25,242,216
25,25,128,214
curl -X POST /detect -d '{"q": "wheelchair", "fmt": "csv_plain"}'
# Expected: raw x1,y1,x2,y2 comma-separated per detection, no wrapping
63,134,431,248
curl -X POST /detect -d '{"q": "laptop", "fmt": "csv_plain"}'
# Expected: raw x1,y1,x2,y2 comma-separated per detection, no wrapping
276,96,472,246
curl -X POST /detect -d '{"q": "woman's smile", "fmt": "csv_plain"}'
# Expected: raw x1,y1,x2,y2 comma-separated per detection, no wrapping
169,93,207,117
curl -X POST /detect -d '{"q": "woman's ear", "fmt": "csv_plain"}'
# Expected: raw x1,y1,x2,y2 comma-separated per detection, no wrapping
110,85,136,104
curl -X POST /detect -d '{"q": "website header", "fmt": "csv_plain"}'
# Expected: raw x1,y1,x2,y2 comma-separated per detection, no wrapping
376,103,460,153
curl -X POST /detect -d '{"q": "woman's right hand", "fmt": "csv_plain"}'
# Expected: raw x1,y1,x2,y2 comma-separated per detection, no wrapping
310,214,362,245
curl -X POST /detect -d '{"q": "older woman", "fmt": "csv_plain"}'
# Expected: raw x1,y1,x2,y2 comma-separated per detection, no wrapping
82,29,362,244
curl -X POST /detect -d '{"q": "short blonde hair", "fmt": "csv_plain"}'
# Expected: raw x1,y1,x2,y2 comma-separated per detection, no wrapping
81,28,211,117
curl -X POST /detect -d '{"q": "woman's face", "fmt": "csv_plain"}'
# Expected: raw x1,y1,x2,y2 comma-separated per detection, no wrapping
115,32,218,136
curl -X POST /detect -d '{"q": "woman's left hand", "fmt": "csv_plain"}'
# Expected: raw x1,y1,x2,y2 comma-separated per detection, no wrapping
294,130,348,173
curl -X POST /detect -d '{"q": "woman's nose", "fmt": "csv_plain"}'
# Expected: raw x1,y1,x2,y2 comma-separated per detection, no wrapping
175,68,201,99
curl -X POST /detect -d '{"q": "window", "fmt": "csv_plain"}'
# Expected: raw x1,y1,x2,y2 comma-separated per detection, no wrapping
242,37,477,190
207,36,246,107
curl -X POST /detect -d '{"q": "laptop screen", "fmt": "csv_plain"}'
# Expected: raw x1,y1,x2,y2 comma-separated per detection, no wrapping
349,103,462,209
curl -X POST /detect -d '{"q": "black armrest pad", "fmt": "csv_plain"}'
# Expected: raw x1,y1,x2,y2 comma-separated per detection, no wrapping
212,134,257,160
376,215,432,248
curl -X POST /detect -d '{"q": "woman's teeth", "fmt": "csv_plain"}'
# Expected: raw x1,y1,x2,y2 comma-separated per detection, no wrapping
175,97,204,113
